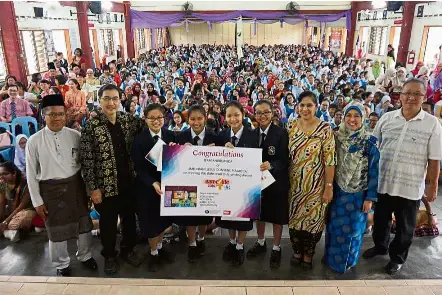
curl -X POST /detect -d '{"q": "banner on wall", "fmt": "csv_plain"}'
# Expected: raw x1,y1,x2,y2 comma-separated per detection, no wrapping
330,29,342,49
160,145,262,219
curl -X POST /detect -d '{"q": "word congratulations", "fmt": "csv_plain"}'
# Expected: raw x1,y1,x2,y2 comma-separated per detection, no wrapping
192,149,244,159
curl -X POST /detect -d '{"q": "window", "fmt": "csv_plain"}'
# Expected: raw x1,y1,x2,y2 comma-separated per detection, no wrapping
136,29,146,50
0,31,6,81
20,30,49,75
99,29,115,56
368,26,388,55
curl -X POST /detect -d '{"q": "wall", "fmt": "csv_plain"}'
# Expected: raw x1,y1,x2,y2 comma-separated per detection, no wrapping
354,8,402,64
409,2,442,69
169,18,347,46
131,1,351,11
14,1,127,67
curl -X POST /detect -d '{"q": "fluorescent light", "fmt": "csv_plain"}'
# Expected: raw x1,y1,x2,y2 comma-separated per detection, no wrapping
372,0,387,9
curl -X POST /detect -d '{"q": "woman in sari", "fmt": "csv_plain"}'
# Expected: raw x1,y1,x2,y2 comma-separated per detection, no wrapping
323,102,379,273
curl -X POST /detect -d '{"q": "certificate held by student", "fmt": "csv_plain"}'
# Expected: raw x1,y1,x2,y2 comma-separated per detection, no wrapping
161,145,262,219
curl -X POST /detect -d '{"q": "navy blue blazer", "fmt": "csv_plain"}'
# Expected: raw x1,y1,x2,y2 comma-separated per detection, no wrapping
175,128,219,146
256,124,289,193
218,126,259,148
131,127,175,189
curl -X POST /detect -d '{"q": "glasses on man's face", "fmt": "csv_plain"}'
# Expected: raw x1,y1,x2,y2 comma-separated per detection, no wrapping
0,172,11,177
147,116,165,122
400,92,425,98
101,97,120,102
255,110,272,117
46,112,66,118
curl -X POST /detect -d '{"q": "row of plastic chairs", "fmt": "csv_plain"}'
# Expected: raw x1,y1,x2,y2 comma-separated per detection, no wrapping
0,117,38,162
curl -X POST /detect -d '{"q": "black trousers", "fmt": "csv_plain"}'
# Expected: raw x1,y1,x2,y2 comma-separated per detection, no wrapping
373,193,419,264
94,193,137,258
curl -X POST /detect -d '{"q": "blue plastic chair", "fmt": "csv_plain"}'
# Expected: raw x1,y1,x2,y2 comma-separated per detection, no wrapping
0,122,15,161
11,116,38,138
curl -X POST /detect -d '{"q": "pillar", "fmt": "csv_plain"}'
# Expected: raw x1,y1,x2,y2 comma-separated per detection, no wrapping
76,1,93,69
124,1,135,60
345,1,358,57
0,1,28,85
397,1,417,64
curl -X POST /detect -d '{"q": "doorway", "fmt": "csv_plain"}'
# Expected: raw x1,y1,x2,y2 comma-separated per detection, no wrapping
420,26,442,69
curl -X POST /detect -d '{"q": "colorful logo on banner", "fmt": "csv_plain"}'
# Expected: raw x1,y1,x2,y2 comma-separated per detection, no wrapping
205,178,231,190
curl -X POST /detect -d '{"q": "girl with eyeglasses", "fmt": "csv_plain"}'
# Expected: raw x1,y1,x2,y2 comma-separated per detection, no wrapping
131,103,175,272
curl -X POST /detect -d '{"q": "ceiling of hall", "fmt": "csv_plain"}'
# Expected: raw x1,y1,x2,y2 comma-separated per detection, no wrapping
130,1,352,12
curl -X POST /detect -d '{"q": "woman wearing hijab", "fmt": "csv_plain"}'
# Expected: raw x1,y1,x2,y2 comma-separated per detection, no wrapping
411,61,424,77
375,68,396,92
323,102,380,273
14,135,28,175
369,60,382,81
432,63,442,104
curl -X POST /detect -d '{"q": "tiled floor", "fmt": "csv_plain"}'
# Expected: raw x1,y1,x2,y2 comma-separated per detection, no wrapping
1,276,442,295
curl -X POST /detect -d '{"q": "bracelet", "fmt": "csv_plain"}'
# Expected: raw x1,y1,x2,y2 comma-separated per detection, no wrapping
325,182,333,187
2,220,8,225
428,213,436,217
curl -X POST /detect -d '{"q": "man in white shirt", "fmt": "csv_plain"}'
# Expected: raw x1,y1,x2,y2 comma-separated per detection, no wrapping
26,94,96,277
363,78,442,275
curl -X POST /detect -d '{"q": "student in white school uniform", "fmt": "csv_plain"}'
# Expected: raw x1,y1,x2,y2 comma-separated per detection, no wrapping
26,94,97,277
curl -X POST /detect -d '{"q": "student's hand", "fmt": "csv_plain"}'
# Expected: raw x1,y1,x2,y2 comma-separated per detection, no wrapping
91,189,103,204
207,143,216,147
260,161,271,171
169,142,177,146
362,200,373,213
225,142,234,149
184,142,193,146
35,204,49,221
153,182,163,196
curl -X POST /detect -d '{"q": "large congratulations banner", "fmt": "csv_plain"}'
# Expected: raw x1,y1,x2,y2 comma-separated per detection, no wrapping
161,145,262,219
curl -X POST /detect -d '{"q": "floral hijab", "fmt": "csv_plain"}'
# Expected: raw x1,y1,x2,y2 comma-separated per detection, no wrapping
335,102,375,193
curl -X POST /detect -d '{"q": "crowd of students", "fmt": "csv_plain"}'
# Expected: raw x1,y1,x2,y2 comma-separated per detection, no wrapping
0,43,441,277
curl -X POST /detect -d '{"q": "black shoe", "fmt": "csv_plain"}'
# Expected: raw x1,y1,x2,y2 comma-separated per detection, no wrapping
290,254,302,267
158,247,175,264
104,257,118,274
56,267,71,277
188,245,200,263
270,249,282,268
385,261,403,275
222,243,236,262
197,239,206,256
148,254,161,272
232,248,245,266
362,247,388,259
247,241,267,258
81,258,98,270
121,250,143,267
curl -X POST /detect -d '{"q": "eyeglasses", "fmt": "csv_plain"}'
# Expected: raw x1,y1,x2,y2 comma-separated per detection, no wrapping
147,116,165,122
400,92,425,98
255,111,272,117
101,97,120,102
45,112,66,118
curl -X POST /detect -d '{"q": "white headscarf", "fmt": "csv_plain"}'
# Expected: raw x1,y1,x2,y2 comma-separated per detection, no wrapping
14,134,28,174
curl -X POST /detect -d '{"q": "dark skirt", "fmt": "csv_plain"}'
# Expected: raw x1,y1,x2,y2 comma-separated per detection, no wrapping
215,217,254,231
135,181,172,239
40,172,93,242
173,216,213,227
259,190,289,225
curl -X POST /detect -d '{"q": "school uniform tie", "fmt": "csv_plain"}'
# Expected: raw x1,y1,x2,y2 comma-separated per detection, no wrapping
193,136,200,146
153,135,159,144
260,133,266,148
10,102,17,121
230,136,237,147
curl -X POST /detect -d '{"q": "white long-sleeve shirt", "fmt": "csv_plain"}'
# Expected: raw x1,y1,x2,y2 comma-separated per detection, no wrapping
26,127,81,207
